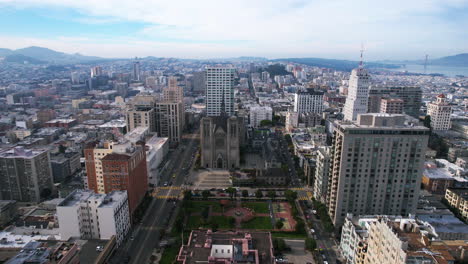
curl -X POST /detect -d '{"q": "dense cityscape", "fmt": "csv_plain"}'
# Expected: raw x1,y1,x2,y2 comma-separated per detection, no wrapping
0,50,466,264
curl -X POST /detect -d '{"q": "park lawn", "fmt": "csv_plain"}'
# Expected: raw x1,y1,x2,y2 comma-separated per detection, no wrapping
159,245,180,264
241,216,273,229
186,215,204,229
190,201,223,213
210,216,235,229
241,202,270,214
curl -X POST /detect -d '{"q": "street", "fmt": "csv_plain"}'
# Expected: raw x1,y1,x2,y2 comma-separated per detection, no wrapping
109,128,199,264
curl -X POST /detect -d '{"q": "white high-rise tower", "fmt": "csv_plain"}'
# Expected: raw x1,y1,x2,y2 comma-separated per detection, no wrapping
205,66,235,117
343,50,371,121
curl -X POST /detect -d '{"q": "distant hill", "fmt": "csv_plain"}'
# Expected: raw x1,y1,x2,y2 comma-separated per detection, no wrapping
3,54,46,64
430,53,468,67
0,46,106,64
272,57,399,71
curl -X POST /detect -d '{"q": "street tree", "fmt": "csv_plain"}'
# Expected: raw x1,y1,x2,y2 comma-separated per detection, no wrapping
255,189,263,198
202,190,211,199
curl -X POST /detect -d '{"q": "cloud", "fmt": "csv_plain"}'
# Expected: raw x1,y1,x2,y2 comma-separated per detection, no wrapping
0,0,467,59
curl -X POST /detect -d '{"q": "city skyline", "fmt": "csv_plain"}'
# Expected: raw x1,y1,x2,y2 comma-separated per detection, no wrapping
1,0,467,60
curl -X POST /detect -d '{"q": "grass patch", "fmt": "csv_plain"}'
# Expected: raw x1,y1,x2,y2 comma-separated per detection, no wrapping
210,216,235,229
241,202,270,213
191,201,223,213
186,215,204,229
271,231,307,239
159,245,180,264
241,216,273,229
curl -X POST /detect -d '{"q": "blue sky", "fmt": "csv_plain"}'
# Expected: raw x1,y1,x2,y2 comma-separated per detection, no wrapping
0,0,467,59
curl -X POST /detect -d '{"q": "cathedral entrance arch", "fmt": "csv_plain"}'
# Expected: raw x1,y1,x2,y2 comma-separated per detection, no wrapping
216,157,223,169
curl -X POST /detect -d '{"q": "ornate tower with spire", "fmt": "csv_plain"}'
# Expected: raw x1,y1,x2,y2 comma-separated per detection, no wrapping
343,48,371,121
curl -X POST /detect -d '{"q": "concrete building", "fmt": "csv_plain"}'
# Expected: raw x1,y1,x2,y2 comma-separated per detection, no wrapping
205,66,235,117
176,230,274,264
155,101,184,143
249,106,272,128
0,147,54,203
0,200,17,226
364,218,454,264
313,147,331,204
5,241,80,264
293,88,324,114
115,82,128,98
57,190,130,246
126,105,156,133
445,188,468,221
343,67,371,121
380,98,404,114
327,114,429,226
427,94,452,131
133,60,140,81
200,115,243,169
191,71,205,93
145,135,169,186
285,111,299,132
368,86,422,118
164,76,184,103
101,144,148,215
84,141,114,193
90,66,103,77
36,109,56,125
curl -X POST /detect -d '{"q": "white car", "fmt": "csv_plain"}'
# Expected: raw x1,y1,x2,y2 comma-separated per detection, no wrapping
310,228,315,234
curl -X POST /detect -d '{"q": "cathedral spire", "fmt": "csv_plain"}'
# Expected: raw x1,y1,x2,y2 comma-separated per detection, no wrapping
220,86,227,117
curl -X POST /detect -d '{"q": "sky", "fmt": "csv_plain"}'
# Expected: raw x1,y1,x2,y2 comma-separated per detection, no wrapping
0,0,467,60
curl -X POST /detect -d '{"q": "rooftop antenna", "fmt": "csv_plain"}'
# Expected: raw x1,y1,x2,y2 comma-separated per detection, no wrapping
359,43,365,67
424,54,429,74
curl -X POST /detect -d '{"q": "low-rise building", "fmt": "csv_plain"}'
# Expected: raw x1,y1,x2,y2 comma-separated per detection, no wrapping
445,188,468,221
57,190,130,246
176,230,274,264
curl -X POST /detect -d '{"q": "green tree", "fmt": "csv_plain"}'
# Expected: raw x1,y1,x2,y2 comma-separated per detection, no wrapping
423,115,431,129
275,221,284,229
210,222,219,232
226,187,236,199
260,119,273,127
202,190,211,199
273,238,287,253
255,189,264,198
183,190,192,200
58,144,67,154
242,190,249,198
267,190,276,199
284,190,298,202
305,238,317,251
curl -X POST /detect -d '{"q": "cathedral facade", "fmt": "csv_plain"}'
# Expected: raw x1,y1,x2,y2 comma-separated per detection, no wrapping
200,116,243,169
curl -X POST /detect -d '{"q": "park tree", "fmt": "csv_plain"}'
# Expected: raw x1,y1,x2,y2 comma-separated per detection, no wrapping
183,190,192,200
267,190,276,199
305,238,317,251
284,190,298,202
226,187,236,199
260,119,273,127
255,189,264,198
275,221,284,230
242,190,249,198
202,190,211,199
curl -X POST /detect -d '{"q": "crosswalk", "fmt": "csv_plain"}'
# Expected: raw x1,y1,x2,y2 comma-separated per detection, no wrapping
152,186,183,200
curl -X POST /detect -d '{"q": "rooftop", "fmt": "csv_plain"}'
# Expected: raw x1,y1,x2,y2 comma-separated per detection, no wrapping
0,147,48,159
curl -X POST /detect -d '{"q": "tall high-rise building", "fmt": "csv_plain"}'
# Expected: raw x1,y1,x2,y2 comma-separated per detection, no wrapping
368,86,422,118
313,147,331,204
164,76,184,103
90,66,103,77
71,72,80,84
0,147,54,202
293,88,324,114
205,66,235,117
343,67,371,121
326,114,429,226
155,101,184,143
115,82,129,98
133,60,141,81
427,94,452,131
